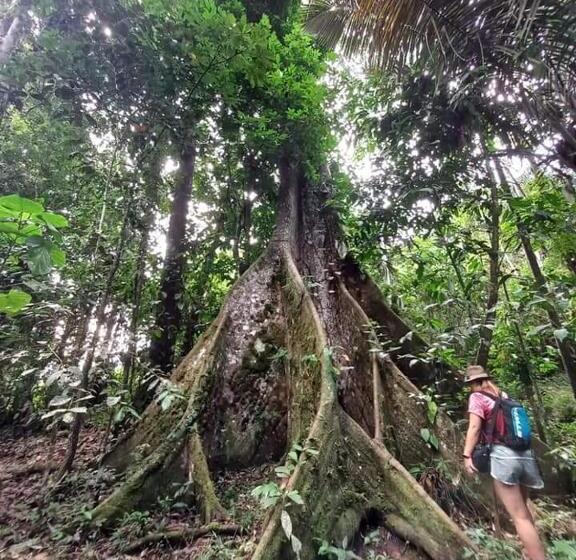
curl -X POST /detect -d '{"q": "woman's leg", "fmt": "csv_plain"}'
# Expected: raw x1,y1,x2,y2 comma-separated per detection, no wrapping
493,480,546,560
520,484,537,525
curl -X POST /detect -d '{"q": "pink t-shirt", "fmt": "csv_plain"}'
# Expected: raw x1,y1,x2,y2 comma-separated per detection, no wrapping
468,391,507,420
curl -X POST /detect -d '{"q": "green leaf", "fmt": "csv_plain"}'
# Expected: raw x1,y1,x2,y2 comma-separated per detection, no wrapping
49,395,72,407
0,289,32,316
0,221,21,235
427,400,438,425
275,465,294,478
50,246,66,267
527,324,549,337
27,245,52,275
286,490,304,505
39,211,68,228
41,408,69,419
291,534,302,559
261,495,280,508
0,194,44,215
68,407,88,414
420,428,431,443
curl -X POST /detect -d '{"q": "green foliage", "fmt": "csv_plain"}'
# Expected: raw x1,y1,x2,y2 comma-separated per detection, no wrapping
465,527,522,559
317,537,362,559
0,288,32,316
0,194,67,316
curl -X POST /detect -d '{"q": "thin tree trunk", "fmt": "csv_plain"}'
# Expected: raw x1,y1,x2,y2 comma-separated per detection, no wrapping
445,243,475,324
68,304,92,364
100,301,119,358
502,280,549,443
122,223,150,391
58,205,132,477
149,130,196,374
0,1,28,66
476,145,501,367
493,154,576,398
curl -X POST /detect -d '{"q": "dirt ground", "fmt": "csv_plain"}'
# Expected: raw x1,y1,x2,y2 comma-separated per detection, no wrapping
2,428,575,560
0,428,261,559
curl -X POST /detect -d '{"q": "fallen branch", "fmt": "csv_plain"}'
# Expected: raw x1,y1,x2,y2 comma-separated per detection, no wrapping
121,522,243,553
0,462,58,480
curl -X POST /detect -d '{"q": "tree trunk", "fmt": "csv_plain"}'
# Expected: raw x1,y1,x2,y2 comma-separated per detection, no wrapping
58,205,131,476
149,130,196,374
0,1,28,66
476,148,501,368
492,157,576,398
502,280,548,443
91,157,477,559
100,301,119,358
122,221,150,391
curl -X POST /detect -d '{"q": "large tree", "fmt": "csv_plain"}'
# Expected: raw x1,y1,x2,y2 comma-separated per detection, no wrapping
83,7,479,559
3,1,572,558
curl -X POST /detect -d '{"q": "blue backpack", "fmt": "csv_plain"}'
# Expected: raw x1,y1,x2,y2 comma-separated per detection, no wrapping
480,391,532,451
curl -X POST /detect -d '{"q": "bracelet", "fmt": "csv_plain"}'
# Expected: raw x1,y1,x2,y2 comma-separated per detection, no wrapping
462,454,471,459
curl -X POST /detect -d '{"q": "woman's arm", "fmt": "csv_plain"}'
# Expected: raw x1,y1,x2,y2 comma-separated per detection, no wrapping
463,413,483,475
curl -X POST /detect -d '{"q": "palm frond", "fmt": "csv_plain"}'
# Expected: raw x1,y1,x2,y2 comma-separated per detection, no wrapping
304,0,576,89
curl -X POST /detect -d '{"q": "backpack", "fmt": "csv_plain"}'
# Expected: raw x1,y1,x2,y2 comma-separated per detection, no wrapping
480,391,532,451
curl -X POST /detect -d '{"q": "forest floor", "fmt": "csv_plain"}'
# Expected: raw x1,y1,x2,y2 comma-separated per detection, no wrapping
0,427,271,559
1,427,575,559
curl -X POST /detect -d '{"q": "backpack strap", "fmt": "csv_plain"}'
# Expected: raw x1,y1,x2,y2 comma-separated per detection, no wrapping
479,391,502,446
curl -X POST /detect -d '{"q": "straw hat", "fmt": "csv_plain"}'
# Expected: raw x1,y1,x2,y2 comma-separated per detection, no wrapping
463,365,491,384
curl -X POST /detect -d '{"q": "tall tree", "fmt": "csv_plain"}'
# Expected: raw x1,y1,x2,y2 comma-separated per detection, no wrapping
149,130,196,373
87,11,478,558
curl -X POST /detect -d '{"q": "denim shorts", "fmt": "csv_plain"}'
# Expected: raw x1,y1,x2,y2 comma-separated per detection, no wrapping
490,445,544,489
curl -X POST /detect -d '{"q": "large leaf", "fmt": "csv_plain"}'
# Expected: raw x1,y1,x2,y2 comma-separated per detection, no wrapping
281,510,293,539
0,222,21,234
26,237,53,275
48,395,72,407
39,211,68,228
50,246,66,267
0,194,44,215
0,289,32,316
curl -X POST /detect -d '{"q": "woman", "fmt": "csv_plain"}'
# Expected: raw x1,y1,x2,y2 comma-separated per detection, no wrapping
462,365,546,560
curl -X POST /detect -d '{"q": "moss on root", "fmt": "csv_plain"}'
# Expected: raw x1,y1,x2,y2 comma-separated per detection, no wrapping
251,251,475,560
253,408,475,560
90,241,479,558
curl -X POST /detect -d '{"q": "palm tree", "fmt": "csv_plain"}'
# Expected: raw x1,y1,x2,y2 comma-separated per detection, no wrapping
306,0,576,160
306,0,575,83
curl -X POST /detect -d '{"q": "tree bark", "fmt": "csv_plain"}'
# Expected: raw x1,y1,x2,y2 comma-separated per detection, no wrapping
476,146,501,368
90,156,478,559
122,221,150,391
0,1,28,66
149,130,196,374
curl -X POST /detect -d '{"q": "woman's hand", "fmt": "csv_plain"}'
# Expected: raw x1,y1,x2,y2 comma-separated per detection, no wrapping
464,456,478,476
